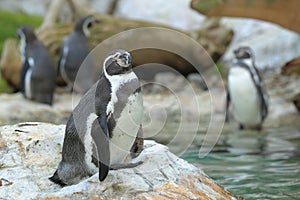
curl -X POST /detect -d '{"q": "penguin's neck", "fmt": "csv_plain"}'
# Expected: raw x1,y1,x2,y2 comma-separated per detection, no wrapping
233,57,253,67
105,72,137,115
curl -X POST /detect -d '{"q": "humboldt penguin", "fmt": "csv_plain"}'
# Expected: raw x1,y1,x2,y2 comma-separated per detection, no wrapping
225,46,268,130
58,16,99,92
17,25,56,105
49,49,144,186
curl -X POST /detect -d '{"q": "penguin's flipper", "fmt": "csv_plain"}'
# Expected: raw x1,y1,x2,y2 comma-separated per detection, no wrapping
57,49,63,76
91,116,110,182
251,66,269,121
20,58,30,95
225,89,231,122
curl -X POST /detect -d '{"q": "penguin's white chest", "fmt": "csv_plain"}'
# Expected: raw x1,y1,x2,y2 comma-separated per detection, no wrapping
228,67,261,126
83,92,143,173
110,92,143,164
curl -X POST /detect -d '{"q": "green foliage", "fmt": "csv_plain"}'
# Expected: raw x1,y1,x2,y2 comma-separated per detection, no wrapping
192,0,220,13
215,63,228,77
207,63,228,78
0,11,42,93
0,78,13,93
0,10,43,55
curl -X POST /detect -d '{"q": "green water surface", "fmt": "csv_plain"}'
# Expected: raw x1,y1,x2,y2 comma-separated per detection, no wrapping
182,126,300,199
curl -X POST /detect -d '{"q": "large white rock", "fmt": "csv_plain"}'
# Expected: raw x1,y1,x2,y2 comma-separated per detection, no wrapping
0,123,236,199
1,0,300,71
114,0,204,31
220,18,300,71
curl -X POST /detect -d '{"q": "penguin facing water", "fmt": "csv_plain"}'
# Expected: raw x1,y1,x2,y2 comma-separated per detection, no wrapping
226,46,268,130
58,16,99,92
17,25,56,105
50,49,144,186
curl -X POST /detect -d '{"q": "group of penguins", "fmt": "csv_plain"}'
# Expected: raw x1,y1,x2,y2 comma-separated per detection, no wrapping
17,15,99,105
16,15,269,186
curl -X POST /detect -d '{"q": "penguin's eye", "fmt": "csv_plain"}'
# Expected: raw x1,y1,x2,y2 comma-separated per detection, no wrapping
87,22,92,28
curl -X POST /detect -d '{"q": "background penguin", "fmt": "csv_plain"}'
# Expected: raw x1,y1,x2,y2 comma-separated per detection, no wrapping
17,25,56,105
50,49,144,186
225,46,268,130
58,15,99,93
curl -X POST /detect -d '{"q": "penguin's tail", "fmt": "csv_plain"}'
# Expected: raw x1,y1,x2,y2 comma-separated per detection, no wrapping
49,170,67,187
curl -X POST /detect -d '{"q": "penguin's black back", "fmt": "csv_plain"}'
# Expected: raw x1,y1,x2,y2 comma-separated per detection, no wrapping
61,33,90,80
24,40,56,104
71,75,111,138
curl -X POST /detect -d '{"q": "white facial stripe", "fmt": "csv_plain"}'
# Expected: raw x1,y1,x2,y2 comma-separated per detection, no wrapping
83,18,92,37
19,32,26,62
102,52,121,76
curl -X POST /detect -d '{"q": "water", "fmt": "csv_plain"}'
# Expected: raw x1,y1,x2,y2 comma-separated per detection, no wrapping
181,126,300,199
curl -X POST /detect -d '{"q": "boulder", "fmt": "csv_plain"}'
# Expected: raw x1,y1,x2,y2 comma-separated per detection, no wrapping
0,39,21,91
0,123,237,199
114,0,204,31
190,0,300,71
0,92,78,125
1,13,234,90
281,57,300,112
195,17,233,62
219,18,300,71
292,93,300,112
190,0,300,34
281,57,300,76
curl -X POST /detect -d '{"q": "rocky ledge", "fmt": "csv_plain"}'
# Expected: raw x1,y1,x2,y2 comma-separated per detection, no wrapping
0,123,236,199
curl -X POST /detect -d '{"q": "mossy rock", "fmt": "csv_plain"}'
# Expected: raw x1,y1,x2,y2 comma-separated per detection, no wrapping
1,14,233,90
0,11,42,56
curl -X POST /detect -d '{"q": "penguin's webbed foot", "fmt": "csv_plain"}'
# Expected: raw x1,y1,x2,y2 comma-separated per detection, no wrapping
256,125,262,131
49,171,67,187
238,124,244,130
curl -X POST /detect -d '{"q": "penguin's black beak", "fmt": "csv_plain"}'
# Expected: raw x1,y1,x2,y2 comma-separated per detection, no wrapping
90,19,100,27
93,19,101,24
87,18,100,28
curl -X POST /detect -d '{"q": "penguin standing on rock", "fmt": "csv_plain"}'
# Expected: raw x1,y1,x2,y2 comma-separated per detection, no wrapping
17,25,56,105
58,16,99,92
226,46,268,130
50,49,144,186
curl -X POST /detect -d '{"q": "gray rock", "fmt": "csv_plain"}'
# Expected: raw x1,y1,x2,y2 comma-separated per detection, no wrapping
0,123,236,200
187,73,208,91
114,0,204,31
221,18,300,71
0,92,80,125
